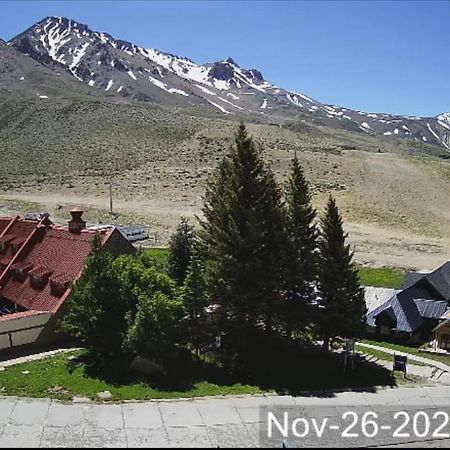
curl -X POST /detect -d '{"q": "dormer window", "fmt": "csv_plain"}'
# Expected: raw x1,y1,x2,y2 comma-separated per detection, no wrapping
12,267,25,281
50,281,69,297
11,261,33,282
0,235,14,254
50,273,73,297
30,274,46,289
29,266,53,290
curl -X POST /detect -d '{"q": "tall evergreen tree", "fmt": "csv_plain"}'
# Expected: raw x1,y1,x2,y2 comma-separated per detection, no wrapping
59,234,127,367
202,123,284,333
181,253,209,349
282,156,318,336
168,218,197,285
317,196,366,350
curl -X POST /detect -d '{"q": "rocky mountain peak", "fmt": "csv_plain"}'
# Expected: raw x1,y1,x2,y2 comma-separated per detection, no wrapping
225,57,238,66
208,60,237,81
244,68,264,82
438,112,450,124
4,16,450,151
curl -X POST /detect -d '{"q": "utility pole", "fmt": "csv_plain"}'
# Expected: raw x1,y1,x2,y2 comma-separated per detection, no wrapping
108,180,114,215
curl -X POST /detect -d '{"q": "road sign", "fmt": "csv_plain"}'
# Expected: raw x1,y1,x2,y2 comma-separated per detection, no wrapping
199,336,222,355
393,354,407,374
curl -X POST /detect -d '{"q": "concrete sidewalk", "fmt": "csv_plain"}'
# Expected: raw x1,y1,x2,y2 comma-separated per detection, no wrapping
0,386,449,447
0,348,80,370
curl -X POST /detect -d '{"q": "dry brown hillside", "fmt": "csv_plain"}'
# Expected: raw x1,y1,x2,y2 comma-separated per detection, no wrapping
0,99,449,270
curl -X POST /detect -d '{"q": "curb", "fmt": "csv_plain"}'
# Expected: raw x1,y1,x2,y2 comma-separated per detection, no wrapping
0,383,440,406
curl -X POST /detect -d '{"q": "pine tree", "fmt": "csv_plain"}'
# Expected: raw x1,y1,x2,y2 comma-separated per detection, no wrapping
202,123,284,333
59,234,127,367
168,218,197,285
181,253,209,348
317,196,366,350
282,156,318,336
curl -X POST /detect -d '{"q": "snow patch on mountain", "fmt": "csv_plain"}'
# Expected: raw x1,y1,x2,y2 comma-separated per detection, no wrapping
438,120,450,131
169,88,189,96
40,20,71,63
437,113,450,126
427,123,441,142
7,15,450,151
218,96,243,110
290,91,314,103
69,42,90,70
148,76,188,96
287,94,302,108
207,99,230,114
196,85,216,96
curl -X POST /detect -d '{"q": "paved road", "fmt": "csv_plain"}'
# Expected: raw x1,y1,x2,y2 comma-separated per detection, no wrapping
0,386,449,447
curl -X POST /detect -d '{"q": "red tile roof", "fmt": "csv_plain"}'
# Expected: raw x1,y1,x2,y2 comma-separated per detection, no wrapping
0,217,113,314
0,220,38,267
0,217,13,235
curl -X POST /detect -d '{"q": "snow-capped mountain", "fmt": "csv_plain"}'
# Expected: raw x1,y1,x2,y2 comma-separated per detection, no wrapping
7,16,450,150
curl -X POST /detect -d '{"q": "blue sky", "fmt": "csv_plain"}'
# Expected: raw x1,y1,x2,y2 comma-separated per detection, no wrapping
1,1,449,117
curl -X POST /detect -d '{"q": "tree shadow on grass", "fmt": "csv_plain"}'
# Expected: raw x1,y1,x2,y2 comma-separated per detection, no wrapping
66,349,207,392
202,331,397,397
65,333,397,397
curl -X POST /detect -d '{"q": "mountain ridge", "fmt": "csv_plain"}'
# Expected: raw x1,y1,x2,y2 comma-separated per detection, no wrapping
4,15,450,151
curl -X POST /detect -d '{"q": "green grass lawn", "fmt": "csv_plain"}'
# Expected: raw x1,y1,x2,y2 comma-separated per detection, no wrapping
362,339,450,367
357,266,405,289
0,351,262,402
143,247,169,269
355,344,427,367
141,251,405,289
0,338,423,402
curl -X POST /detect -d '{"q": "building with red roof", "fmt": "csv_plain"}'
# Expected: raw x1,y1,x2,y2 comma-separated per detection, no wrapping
0,210,134,351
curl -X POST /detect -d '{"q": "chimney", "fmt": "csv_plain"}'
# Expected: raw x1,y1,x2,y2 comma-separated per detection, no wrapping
68,208,86,233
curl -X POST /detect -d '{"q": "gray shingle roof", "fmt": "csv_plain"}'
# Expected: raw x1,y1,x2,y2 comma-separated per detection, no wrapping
403,272,428,290
414,299,448,319
364,287,398,314
367,262,450,334
366,285,447,333
426,261,450,302
403,262,450,301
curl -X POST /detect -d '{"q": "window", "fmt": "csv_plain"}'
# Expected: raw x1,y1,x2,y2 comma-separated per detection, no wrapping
30,275,46,290
440,333,450,350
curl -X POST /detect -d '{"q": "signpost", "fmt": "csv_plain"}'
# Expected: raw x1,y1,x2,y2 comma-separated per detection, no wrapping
393,354,407,378
344,338,356,373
